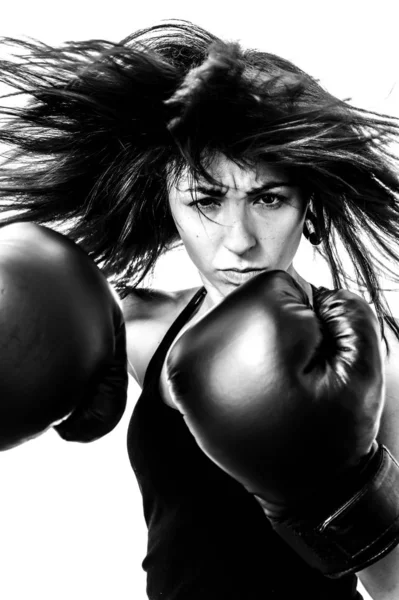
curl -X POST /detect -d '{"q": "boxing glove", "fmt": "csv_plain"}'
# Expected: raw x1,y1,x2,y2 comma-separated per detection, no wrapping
0,222,128,451
166,269,399,577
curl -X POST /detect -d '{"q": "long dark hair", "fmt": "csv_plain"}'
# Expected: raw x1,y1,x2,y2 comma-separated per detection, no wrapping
0,20,399,346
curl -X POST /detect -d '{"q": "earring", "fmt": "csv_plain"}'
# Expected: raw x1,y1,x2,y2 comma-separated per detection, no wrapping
303,210,322,246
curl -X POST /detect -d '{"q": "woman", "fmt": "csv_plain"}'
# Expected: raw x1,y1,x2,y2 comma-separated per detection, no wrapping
1,19,399,599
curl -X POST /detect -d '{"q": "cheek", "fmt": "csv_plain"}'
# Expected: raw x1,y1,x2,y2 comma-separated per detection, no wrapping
263,208,306,262
176,217,216,272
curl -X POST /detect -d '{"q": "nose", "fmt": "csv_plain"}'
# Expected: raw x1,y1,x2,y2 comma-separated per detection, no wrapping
222,213,257,255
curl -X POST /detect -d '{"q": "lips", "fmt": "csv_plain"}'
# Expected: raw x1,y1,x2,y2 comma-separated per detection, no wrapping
219,269,267,285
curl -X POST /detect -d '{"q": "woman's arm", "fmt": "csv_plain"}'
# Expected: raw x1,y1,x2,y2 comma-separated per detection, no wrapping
358,546,399,600
357,318,399,599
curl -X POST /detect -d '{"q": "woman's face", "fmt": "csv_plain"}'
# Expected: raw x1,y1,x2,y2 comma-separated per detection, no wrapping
168,154,308,305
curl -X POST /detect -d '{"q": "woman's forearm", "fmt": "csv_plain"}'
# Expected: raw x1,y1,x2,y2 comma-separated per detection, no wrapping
358,544,399,600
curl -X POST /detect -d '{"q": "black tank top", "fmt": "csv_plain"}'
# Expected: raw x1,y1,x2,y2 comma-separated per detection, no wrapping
127,286,362,599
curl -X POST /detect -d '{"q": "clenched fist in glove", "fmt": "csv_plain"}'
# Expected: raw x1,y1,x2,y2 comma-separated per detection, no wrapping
166,269,399,578
0,222,128,451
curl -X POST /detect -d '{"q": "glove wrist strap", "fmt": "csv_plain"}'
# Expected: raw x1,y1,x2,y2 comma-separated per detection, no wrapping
269,444,399,578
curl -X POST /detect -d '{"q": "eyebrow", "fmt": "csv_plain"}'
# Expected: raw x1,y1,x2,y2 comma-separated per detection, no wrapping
185,181,294,198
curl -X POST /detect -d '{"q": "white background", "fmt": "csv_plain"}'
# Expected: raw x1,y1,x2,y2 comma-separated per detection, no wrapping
1,1,398,598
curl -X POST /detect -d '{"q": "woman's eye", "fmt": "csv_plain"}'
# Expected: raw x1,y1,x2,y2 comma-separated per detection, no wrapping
256,193,286,208
189,193,286,212
190,198,219,211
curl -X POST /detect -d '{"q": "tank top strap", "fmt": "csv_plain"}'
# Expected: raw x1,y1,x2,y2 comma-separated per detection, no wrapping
310,282,330,295
142,286,207,389
310,282,325,293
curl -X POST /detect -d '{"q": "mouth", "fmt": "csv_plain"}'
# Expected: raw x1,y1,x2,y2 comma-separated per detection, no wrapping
218,268,267,285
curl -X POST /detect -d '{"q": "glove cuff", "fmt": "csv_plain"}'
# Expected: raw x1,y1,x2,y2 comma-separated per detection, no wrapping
269,444,399,578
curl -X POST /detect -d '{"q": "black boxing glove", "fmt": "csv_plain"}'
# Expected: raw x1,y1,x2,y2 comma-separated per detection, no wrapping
0,222,128,450
166,269,399,578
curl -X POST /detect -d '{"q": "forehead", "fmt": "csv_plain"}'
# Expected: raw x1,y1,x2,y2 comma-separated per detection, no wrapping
172,155,291,193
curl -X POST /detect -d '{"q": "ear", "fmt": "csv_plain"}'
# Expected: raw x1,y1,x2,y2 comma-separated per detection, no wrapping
305,193,315,214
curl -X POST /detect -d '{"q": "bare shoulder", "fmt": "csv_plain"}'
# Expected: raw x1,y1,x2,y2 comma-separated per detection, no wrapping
121,287,178,319
120,286,202,386
121,285,201,322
